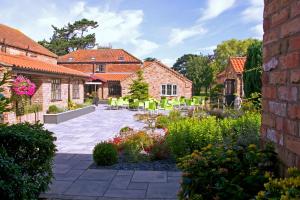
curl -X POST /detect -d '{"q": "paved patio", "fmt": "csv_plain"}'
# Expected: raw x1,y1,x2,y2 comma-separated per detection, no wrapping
44,105,145,154
43,105,180,199
41,153,181,200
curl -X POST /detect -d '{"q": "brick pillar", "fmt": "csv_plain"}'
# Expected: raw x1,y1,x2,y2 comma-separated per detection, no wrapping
262,0,300,168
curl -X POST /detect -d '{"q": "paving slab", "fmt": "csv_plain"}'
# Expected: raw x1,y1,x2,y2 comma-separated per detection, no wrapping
79,169,117,181
104,189,146,199
117,170,134,176
64,180,109,196
55,170,84,181
127,182,148,190
132,171,167,183
147,182,180,199
46,180,73,194
109,175,132,189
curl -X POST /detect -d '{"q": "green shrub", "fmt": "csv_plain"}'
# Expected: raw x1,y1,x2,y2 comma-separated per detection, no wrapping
166,117,222,158
47,105,64,114
93,142,118,166
24,104,43,114
256,167,300,200
178,143,278,200
149,136,170,160
0,123,56,199
156,115,170,128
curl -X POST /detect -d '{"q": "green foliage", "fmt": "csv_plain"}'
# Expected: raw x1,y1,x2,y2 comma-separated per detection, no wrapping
144,57,158,62
213,38,259,73
243,40,263,98
186,55,213,95
47,105,64,114
166,117,222,158
0,123,56,199
178,143,279,200
156,110,182,128
256,168,300,200
93,142,118,166
149,135,170,160
24,104,42,114
39,18,99,56
0,72,11,114
172,54,199,76
128,70,149,101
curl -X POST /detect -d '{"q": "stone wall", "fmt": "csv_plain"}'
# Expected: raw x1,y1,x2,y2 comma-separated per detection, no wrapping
262,0,300,168
121,63,192,99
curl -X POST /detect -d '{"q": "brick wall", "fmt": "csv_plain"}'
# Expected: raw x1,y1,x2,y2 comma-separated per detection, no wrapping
121,63,192,99
0,45,57,64
262,0,300,168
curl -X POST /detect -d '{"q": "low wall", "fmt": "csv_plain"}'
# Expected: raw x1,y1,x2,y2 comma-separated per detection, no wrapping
44,106,95,124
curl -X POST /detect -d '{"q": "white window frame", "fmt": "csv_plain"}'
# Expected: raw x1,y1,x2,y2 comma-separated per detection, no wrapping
161,84,178,96
95,64,105,73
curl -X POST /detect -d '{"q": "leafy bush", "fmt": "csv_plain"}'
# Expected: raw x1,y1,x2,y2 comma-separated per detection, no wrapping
24,104,42,114
166,117,222,158
256,168,300,200
47,105,64,114
156,110,182,128
149,135,170,160
0,123,56,199
178,143,278,200
93,142,118,166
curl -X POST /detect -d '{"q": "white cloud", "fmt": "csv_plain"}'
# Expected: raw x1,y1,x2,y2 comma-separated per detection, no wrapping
0,0,158,57
196,45,217,54
168,25,207,46
251,23,263,38
199,0,236,21
242,0,263,22
160,58,176,67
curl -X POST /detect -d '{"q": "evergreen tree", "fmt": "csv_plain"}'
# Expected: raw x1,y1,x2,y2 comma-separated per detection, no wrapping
39,18,99,56
128,70,149,101
243,40,263,98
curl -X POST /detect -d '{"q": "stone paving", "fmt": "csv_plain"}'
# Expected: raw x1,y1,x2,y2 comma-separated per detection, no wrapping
44,105,146,154
42,105,180,199
40,153,181,200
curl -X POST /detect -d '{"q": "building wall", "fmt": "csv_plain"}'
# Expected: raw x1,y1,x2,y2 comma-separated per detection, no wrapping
0,45,57,64
121,64,192,99
262,0,300,168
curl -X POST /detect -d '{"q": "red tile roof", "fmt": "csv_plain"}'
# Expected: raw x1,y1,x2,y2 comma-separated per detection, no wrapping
0,52,89,77
0,24,57,58
91,73,131,82
229,57,246,73
58,49,142,63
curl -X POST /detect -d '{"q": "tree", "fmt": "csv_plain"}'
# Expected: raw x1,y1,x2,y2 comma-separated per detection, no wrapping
243,40,263,98
172,54,199,76
213,38,258,73
144,57,158,62
128,70,149,101
186,55,213,95
39,18,99,56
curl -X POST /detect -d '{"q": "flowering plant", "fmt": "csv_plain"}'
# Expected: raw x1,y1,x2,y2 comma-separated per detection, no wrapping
12,75,36,96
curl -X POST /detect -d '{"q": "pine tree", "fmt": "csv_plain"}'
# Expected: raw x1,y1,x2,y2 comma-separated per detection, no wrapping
128,70,149,101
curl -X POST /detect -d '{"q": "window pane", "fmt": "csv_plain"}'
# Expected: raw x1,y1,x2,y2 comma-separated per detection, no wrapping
51,79,61,101
161,85,166,95
167,84,172,95
172,85,177,95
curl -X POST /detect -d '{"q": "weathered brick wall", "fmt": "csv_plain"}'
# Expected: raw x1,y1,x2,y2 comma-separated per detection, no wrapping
1,45,57,64
121,63,192,99
262,0,300,168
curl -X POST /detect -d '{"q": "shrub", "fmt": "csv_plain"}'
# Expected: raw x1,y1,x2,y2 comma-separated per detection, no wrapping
47,105,64,114
93,142,118,166
24,104,42,114
256,168,300,200
178,143,278,200
0,123,56,199
166,117,222,158
149,135,170,160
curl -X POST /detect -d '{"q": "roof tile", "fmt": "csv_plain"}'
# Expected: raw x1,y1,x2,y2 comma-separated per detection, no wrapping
229,57,246,73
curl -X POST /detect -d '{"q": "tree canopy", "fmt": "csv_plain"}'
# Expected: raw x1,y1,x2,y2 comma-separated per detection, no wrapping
172,54,199,76
213,38,258,73
243,40,263,98
186,55,213,95
38,18,99,56
128,70,149,101
144,57,158,62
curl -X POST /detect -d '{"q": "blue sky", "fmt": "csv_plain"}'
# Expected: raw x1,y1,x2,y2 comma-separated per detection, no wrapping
0,0,263,66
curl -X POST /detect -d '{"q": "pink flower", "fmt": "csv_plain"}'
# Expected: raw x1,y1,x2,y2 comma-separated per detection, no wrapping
12,75,36,97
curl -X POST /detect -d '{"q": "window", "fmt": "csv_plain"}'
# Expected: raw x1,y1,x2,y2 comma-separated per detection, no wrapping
51,79,61,101
108,81,121,96
95,64,105,73
161,84,177,96
72,80,80,99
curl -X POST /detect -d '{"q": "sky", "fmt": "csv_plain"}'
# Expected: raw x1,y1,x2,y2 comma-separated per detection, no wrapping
0,0,263,66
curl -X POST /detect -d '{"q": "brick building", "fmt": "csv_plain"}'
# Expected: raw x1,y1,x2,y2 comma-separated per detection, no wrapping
262,0,300,168
58,49,192,99
0,24,89,123
216,57,246,105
